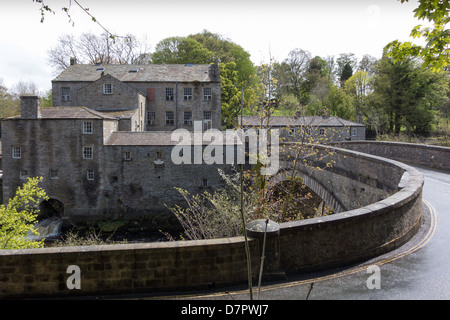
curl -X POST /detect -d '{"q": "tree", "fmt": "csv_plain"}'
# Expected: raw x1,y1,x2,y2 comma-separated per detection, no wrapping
34,0,130,42
0,177,48,250
152,32,256,127
345,70,372,112
323,84,355,120
385,0,450,71
0,79,19,118
274,49,311,104
358,54,378,76
220,61,242,127
48,32,152,73
151,37,213,64
188,30,256,87
9,80,39,99
371,55,449,134
336,53,357,87
340,63,353,87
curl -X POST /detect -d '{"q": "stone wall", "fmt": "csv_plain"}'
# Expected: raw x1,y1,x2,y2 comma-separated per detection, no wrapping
1,106,231,220
0,144,424,298
275,145,423,273
0,238,260,299
76,74,144,112
333,141,450,172
52,81,91,106
1,117,107,216
139,82,221,132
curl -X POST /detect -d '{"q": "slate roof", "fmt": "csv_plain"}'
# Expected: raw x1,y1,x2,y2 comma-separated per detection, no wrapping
3,107,117,120
52,64,220,83
239,116,365,127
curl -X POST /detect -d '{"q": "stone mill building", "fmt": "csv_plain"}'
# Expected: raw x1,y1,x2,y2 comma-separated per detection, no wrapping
1,62,232,221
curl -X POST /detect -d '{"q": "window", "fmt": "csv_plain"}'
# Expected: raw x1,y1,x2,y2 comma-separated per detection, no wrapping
203,111,212,120
87,170,95,181
165,111,174,125
19,170,28,180
305,128,311,136
203,88,212,101
352,128,357,137
203,112,212,131
183,88,192,101
319,128,326,136
50,170,59,180
202,179,208,187
83,146,93,159
288,128,296,136
124,151,131,160
184,111,192,125
147,112,156,126
12,146,21,159
103,83,113,94
83,121,93,134
61,87,70,102
165,88,174,101
156,151,163,160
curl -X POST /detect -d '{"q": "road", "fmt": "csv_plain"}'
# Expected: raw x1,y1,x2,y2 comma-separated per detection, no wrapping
163,166,450,300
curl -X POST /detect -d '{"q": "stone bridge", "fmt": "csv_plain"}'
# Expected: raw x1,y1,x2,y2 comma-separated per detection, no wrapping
1,141,446,299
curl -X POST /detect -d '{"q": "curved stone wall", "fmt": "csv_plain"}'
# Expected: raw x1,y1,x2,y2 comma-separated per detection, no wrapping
0,144,424,298
274,144,424,273
333,141,450,172
268,168,346,213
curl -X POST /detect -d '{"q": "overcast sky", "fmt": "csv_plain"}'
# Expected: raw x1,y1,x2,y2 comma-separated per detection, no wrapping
0,0,426,93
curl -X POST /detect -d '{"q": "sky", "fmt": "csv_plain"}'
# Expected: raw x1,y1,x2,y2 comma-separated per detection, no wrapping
0,0,428,93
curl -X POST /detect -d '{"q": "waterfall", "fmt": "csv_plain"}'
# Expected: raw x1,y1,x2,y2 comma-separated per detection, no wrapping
28,217,63,241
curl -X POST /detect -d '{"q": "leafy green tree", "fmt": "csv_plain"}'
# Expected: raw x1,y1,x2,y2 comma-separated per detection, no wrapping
345,70,372,112
220,61,242,127
40,90,52,108
340,63,353,87
0,80,19,118
323,84,355,120
0,177,48,250
385,0,450,71
152,32,256,127
273,48,311,104
372,55,449,134
151,36,213,64
336,53,357,87
188,30,256,87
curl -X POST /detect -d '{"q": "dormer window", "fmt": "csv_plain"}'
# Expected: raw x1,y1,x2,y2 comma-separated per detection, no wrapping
103,83,113,94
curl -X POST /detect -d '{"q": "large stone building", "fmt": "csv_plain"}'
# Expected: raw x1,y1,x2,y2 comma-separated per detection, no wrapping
1,96,235,220
1,62,226,221
52,61,222,132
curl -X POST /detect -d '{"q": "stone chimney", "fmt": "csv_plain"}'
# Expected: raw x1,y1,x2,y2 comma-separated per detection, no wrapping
20,96,41,119
70,57,77,66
